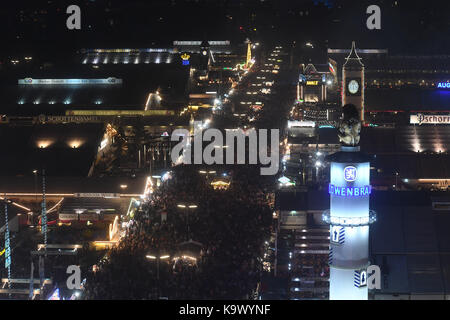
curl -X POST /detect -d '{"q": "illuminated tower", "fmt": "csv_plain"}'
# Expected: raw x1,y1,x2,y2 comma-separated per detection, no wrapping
199,40,211,75
342,42,365,122
246,40,252,68
323,104,376,300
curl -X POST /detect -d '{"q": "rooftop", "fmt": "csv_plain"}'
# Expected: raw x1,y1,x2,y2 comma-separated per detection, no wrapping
0,62,190,112
0,123,103,176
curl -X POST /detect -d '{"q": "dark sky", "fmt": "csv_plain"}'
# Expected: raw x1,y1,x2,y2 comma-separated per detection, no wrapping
0,0,448,55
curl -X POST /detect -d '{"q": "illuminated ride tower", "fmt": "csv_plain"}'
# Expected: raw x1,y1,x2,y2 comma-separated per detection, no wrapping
244,39,253,69
323,104,376,300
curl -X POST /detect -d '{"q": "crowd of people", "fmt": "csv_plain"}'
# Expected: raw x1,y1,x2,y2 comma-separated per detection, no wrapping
83,165,274,299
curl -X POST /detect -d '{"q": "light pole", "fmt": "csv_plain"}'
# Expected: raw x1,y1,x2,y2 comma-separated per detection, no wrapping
315,161,322,182
177,204,198,241
395,172,399,190
315,149,323,183
146,254,170,298
33,170,38,225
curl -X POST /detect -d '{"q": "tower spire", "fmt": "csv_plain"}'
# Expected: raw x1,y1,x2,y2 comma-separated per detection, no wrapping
342,41,365,122
246,41,252,67
344,41,363,66
349,41,357,57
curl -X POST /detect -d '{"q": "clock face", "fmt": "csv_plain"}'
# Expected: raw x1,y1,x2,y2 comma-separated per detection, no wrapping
348,80,359,94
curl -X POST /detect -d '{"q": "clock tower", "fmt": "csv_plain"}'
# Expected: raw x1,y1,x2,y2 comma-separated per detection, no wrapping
342,42,365,122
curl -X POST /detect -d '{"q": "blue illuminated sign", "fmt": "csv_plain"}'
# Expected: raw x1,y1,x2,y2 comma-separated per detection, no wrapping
182,60,190,66
354,270,367,288
437,82,450,89
344,166,357,182
329,184,371,197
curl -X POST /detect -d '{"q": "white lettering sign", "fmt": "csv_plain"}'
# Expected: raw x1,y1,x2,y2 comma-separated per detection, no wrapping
74,193,120,198
18,78,122,85
410,114,450,125
59,214,79,221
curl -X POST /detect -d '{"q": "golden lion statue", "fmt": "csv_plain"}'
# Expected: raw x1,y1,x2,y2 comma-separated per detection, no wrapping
337,104,361,146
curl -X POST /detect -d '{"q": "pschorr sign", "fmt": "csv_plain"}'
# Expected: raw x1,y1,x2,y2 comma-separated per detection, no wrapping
410,114,450,125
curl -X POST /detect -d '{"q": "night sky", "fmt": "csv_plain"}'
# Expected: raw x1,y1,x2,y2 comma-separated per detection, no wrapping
0,0,448,55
